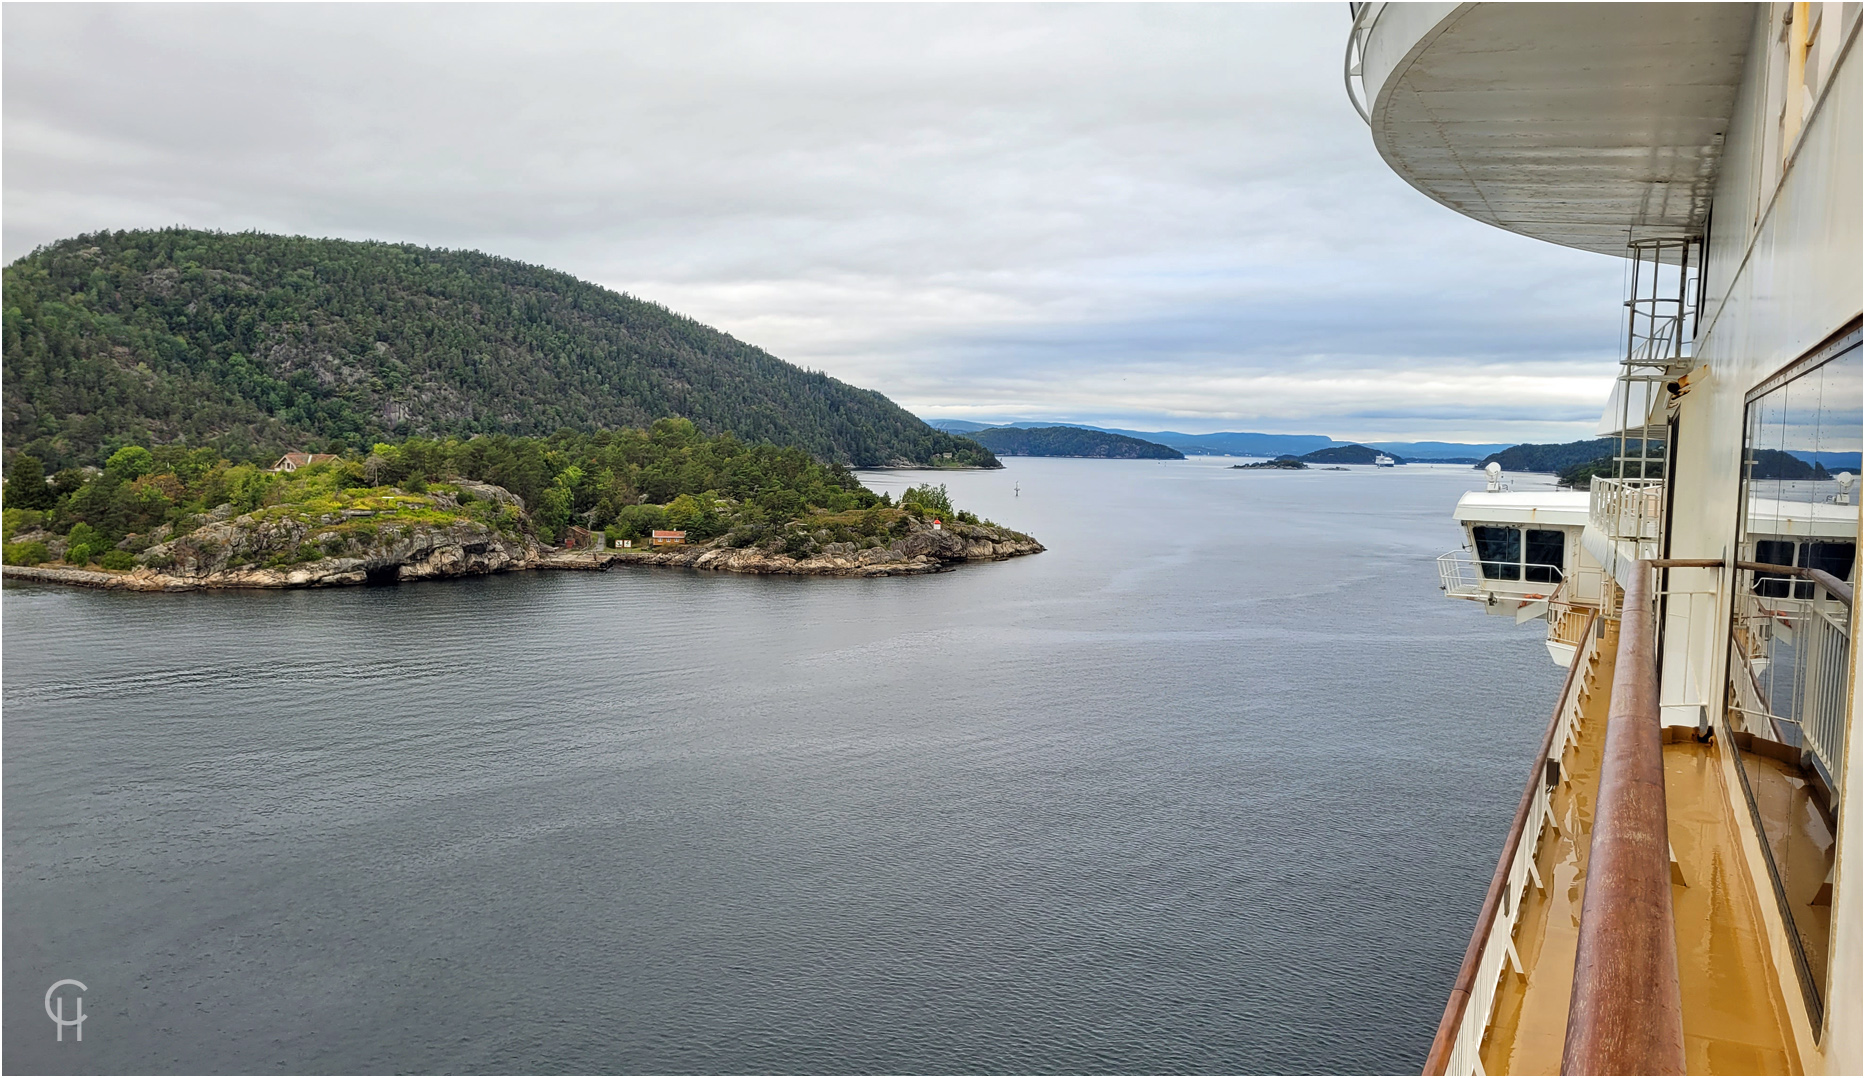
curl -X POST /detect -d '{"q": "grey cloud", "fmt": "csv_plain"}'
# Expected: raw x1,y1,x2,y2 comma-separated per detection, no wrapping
4,3,1627,443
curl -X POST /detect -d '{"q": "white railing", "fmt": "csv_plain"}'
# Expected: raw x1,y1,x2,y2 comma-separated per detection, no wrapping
1549,605,1594,649
1438,549,1564,600
1801,602,1851,781
1730,588,1790,739
1729,647,1777,739
1728,581,1853,784
1589,477,1665,544
1437,614,1600,1075
1343,3,1387,124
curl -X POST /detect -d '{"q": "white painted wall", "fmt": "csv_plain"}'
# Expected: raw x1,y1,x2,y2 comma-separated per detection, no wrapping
1679,6,1862,1070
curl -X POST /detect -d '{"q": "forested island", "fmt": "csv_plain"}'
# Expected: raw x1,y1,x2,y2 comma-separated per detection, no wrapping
966,426,1183,459
1292,444,1404,465
1,420,1040,589
3,229,999,471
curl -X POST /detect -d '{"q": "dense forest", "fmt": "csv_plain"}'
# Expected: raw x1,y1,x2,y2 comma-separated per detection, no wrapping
967,425,1182,459
1,419,995,567
3,229,999,471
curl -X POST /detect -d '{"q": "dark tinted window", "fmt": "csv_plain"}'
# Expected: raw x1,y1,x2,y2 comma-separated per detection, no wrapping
1754,539,1796,598
1794,541,1857,600
1472,526,1520,580
1804,541,1856,580
1525,529,1564,584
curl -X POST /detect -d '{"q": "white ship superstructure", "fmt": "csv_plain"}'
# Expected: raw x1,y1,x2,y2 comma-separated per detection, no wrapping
1349,4,1860,1074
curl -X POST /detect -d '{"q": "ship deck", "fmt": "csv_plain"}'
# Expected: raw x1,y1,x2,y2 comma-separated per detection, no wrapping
1477,641,1802,1075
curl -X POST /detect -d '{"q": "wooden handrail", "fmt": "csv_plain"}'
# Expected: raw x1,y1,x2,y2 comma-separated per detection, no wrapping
1736,559,1854,608
1421,610,1598,1075
1561,562,1685,1075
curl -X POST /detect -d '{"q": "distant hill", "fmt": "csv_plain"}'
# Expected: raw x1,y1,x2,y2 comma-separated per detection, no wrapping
4,229,1000,471
927,421,1332,456
1298,444,1404,465
1094,428,1332,457
1480,439,1659,474
1363,441,1507,462
967,426,1183,459
924,419,1510,460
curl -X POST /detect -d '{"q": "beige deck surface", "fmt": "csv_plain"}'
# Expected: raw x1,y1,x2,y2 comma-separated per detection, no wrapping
1667,741,1800,1074
1477,629,1800,1074
1480,633,1611,1075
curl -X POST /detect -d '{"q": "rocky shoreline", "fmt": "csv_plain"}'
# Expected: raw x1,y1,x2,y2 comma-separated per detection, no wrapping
2,515,1042,592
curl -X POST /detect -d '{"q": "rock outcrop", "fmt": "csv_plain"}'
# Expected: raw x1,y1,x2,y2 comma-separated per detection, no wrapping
4,498,1041,591
136,514,531,588
589,517,1044,578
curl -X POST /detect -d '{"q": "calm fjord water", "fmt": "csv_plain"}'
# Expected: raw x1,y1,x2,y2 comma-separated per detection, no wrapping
4,458,1563,1075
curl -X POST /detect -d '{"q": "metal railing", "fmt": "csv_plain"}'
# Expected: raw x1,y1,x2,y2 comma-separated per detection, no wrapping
1800,603,1850,779
1561,562,1686,1074
1343,3,1386,124
1548,605,1594,649
1424,611,1600,1075
1729,561,1854,787
1437,549,1565,599
1589,477,1666,562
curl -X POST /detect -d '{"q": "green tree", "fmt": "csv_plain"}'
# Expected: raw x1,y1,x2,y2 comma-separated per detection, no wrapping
534,485,572,542
105,446,155,480
3,540,50,565
901,483,954,517
2,453,55,509
65,521,101,564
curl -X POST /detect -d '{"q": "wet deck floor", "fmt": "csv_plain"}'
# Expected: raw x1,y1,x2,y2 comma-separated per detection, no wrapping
1479,640,1800,1074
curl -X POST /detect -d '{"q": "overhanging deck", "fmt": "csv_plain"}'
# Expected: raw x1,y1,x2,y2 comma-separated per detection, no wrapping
1355,3,1754,257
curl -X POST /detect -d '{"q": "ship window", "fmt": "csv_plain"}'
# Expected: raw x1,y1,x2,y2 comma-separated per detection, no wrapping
1726,327,1859,1028
1524,530,1564,584
1752,538,1798,598
1804,540,1856,580
1471,526,1520,580
1751,540,1858,598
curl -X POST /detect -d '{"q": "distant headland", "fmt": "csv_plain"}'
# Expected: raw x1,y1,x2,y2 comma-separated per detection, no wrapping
964,426,1182,459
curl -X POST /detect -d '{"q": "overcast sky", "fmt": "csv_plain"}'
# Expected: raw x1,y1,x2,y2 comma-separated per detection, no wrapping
3,3,1627,443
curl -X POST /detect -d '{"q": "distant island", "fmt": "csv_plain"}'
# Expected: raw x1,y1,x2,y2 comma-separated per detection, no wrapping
1289,444,1405,465
1232,443,1405,469
5,228,1000,471
966,426,1183,459
1,422,1041,590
